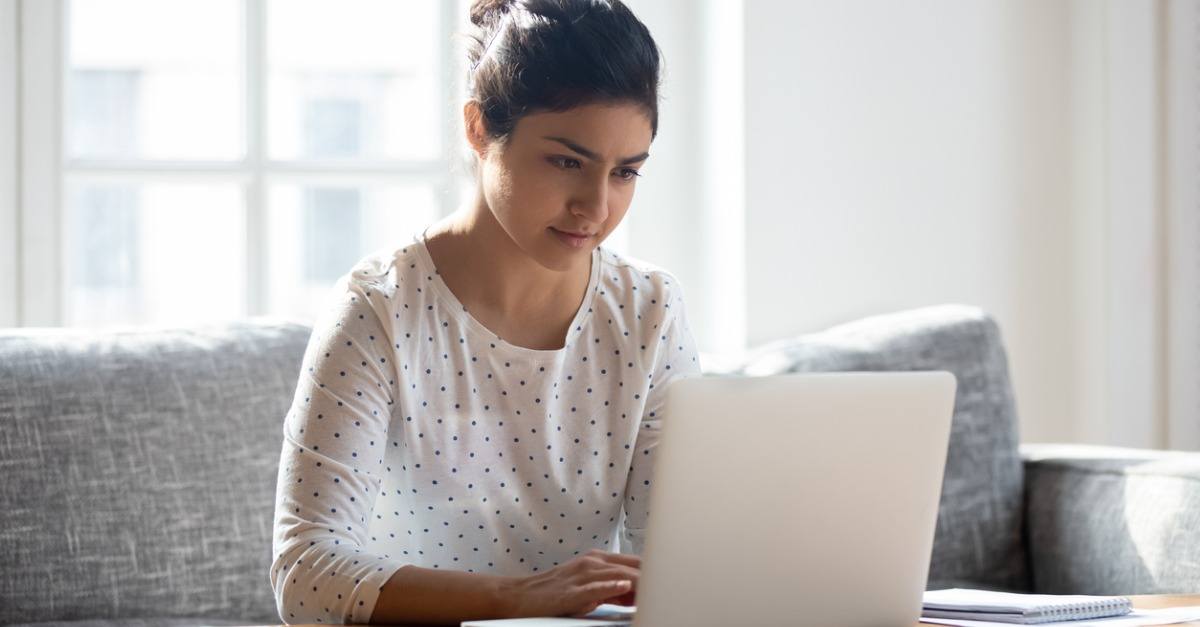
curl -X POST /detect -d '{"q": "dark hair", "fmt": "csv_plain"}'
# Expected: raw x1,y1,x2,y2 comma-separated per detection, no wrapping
464,0,662,146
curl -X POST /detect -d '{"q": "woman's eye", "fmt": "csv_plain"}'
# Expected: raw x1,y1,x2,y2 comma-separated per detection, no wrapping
614,168,641,182
549,157,639,182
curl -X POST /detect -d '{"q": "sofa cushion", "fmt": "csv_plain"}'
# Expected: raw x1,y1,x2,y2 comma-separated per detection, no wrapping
1023,444,1200,594
730,304,1029,591
0,320,311,624
6,619,249,627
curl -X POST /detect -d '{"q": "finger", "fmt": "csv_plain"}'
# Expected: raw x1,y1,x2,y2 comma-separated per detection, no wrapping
576,578,634,612
594,592,635,609
568,600,604,619
603,589,637,607
575,578,633,604
579,565,640,587
564,602,597,614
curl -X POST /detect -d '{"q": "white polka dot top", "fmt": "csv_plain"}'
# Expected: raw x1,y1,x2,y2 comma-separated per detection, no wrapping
269,230,702,624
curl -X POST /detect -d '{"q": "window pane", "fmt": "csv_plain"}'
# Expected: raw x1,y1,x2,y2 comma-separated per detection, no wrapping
303,188,364,282
65,179,247,327
66,0,243,160
267,0,441,161
266,181,437,319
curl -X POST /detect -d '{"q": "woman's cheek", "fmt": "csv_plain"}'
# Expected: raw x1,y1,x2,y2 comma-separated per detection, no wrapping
516,173,564,211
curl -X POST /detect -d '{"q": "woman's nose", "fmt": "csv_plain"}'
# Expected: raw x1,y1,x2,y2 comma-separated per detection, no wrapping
570,175,610,223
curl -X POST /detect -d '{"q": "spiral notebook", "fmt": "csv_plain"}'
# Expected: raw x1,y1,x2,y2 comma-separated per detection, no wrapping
922,589,1133,624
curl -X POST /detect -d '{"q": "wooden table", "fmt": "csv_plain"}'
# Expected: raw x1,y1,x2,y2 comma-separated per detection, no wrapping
267,594,1200,626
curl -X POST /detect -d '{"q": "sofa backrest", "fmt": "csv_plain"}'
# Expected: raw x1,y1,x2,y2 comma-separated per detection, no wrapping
0,305,1029,623
0,319,311,623
729,304,1030,592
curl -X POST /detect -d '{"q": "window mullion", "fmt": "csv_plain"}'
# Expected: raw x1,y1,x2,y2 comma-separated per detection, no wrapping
440,0,467,219
1,0,19,326
21,0,64,326
245,0,266,317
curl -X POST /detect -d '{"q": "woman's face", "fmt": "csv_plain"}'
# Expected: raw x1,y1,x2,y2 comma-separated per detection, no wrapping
469,101,653,272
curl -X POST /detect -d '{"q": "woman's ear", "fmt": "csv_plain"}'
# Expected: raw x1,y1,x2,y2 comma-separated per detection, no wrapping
463,101,490,160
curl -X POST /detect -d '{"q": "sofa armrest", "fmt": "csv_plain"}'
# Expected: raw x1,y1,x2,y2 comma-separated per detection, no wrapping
1021,443,1200,595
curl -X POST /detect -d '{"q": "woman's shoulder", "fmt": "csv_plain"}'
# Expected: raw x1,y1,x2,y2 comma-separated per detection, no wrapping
339,237,425,292
311,239,431,330
595,246,688,317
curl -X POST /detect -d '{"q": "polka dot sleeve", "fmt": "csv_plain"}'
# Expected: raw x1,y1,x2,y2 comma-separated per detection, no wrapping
619,283,702,555
270,273,409,624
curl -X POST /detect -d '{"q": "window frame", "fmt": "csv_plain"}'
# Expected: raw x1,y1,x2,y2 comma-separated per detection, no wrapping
15,0,468,326
0,0,18,327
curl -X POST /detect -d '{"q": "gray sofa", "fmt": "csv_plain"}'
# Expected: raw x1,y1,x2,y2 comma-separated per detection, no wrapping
1,304,1197,625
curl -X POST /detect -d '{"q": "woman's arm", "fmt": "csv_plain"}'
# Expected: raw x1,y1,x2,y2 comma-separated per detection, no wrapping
370,565,511,624
370,550,641,624
620,280,703,554
271,272,409,624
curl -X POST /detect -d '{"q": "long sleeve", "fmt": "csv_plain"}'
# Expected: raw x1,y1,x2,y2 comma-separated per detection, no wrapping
269,271,409,624
619,280,702,555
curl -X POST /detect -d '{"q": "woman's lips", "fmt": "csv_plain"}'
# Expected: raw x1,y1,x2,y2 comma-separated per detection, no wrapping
550,227,593,249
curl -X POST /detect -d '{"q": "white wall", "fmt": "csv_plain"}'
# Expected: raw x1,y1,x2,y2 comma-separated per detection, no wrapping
622,0,746,356
1165,0,1200,450
1076,0,1165,449
743,0,1079,444
737,0,1183,448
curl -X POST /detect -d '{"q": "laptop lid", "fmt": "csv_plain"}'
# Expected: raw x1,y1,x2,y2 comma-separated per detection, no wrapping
633,371,956,627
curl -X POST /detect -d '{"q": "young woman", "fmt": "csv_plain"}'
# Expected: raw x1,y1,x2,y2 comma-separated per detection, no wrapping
270,0,700,623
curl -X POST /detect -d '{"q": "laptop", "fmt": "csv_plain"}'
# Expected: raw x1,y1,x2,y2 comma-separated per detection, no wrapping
465,371,957,627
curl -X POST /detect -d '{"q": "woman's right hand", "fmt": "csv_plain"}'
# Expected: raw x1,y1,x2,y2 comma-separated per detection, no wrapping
500,549,640,619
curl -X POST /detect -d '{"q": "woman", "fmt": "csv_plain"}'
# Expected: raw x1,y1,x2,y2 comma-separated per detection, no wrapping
270,0,700,623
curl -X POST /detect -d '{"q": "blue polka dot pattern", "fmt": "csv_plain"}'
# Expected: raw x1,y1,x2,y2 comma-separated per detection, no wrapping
269,231,702,624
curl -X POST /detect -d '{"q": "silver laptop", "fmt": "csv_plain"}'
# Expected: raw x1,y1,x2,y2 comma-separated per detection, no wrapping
466,371,957,627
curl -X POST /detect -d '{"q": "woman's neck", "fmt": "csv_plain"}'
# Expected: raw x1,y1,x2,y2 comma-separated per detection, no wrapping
422,202,592,348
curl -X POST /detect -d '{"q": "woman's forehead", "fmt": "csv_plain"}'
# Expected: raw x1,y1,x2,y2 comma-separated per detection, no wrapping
512,103,653,154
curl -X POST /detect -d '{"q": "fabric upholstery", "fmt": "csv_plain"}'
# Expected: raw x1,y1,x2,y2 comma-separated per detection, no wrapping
0,320,310,624
6,619,249,627
1023,444,1200,595
9,304,1198,625
729,304,1030,592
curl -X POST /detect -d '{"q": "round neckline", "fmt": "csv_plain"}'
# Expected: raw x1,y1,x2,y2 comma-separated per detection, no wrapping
412,229,602,360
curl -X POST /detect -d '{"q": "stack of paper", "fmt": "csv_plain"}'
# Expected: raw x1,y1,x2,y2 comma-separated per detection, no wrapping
923,589,1132,624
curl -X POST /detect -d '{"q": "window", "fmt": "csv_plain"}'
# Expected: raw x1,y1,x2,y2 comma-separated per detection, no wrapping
302,188,363,283
67,69,140,157
57,0,462,327
303,98,364,158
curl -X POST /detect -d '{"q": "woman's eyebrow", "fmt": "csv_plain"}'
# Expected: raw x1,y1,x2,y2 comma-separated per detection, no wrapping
542,136,649,165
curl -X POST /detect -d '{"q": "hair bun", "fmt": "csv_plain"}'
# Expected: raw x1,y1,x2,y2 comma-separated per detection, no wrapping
469,0,515,26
